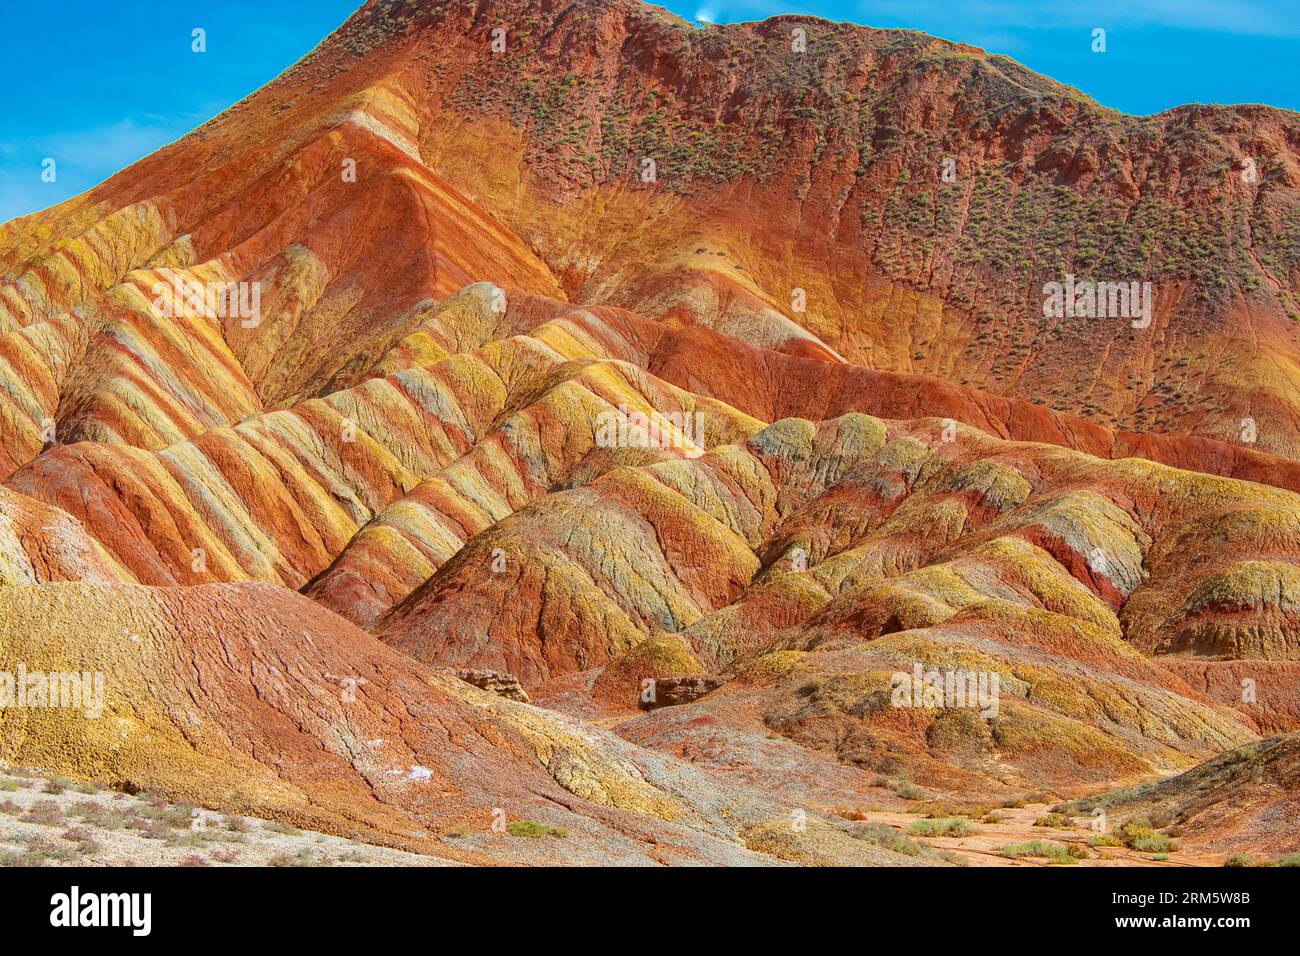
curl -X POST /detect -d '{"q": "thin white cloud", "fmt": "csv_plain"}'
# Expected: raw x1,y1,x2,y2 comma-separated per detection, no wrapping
0,107,218,225
36,118,184,171
854,0,1299,37
0,170,60,225
690,0,1298,35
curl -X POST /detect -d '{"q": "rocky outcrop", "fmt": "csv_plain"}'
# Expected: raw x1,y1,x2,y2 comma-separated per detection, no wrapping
453,668,531,702
641,675,725,710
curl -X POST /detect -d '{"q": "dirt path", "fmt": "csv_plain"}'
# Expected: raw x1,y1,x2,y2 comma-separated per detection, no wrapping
858,804,1226,867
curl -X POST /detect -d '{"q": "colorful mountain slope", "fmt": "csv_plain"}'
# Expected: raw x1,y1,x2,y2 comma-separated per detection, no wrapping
1,0,1299,863
1068,733,1300,856
323,0,1300,455
0,580,953,865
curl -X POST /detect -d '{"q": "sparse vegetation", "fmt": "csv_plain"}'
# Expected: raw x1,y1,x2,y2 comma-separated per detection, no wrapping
1132,834,1178,853
507,820,569,839
908,818,978,838
0,769,436,866
879,777,928,801
269,850,333,867
1089,834,1125,848
849,822,925,856
61,826,100,855
23,801,65,826
999,840,1082,864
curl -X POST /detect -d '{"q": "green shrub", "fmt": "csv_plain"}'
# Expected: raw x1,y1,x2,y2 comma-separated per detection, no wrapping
13,835,77,863
882,777,927,801
851,822,924,856
506,820,568,839
1119,818,1156,846
1000,840,1078,864
1134,834,1178,853
909,818,977,838
1034,813,1068,828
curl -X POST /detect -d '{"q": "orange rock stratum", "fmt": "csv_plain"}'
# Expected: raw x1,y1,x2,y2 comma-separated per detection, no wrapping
1,0,1298,865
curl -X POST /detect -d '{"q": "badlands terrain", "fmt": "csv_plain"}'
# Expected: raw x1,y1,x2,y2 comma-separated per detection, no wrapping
1,0,1299,865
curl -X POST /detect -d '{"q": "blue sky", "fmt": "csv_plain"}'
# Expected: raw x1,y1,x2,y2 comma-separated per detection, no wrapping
2,0,1296,224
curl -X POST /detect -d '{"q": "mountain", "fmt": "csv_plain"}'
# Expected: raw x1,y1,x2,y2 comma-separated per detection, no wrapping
1,0,1298,864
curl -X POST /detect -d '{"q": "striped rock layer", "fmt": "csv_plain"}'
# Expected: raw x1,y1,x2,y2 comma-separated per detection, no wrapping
2,0,1300,860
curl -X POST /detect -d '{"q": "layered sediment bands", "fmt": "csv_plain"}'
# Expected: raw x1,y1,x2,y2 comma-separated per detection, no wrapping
344,0,1300,456
1162,660,1300,735
642,324,1300,496
0,487,132,585
4,0,1300,860
356,408,1292,788
368,408,1300,679
0,76,566,475
8,289,757,590
2,0,1300,477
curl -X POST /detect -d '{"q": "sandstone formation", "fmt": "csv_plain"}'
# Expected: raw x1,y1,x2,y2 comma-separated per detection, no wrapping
641,675,725,710
452,668,531,702
0,0,1298,863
